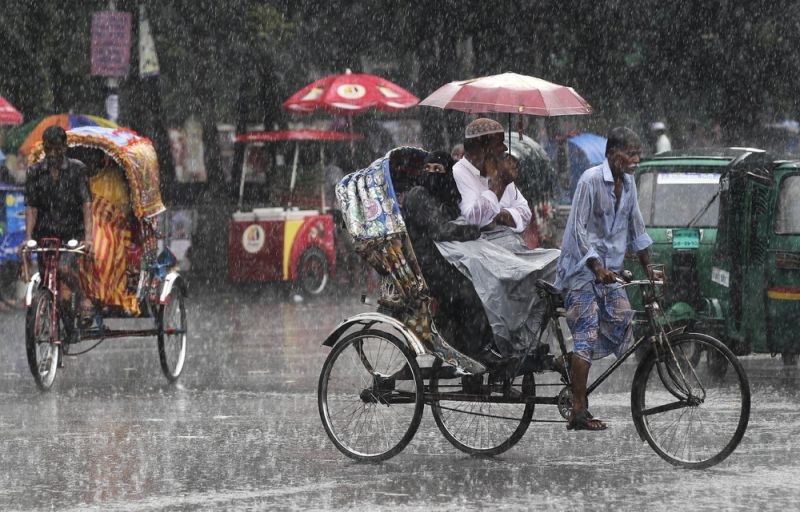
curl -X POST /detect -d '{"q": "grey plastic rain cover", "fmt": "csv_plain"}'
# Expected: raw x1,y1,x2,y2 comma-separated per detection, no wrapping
436,227,560,358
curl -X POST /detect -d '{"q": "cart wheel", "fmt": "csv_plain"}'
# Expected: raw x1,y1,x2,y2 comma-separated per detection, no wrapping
157,286,187,382
25,289,59,391
429,358,534,456
318,330,424,461
631,333,750,469
297,247,329,296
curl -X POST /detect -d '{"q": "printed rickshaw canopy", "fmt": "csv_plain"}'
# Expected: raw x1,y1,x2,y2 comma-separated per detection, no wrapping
29,126,165,219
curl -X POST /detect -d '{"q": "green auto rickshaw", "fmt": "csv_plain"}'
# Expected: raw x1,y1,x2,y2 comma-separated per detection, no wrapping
624,148,800,363
708,158,800,363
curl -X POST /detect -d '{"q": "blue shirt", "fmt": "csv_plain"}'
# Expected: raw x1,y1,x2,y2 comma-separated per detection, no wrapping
554,160,652,291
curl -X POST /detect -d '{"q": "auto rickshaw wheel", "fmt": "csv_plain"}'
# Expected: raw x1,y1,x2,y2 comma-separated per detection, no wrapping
782,352,798,366
297,247,329,297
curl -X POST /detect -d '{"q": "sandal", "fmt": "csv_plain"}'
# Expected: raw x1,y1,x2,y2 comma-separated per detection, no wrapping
567,409,607,431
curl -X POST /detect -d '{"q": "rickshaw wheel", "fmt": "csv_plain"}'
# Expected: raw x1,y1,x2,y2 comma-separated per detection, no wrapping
429,358,535,456
157,287,187,382
631,333,750,469
318,330,424,462
25,289,60,391
297,247,329,297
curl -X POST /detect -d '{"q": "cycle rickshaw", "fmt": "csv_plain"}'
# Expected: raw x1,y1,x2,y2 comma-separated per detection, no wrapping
317,148,750,469
23,126,187,390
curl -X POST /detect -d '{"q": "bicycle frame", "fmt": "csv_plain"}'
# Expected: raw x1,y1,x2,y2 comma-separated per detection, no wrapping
24,238,65,345
541,273,676,399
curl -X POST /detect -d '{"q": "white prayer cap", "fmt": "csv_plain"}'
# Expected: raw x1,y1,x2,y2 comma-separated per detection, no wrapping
651,121,666,131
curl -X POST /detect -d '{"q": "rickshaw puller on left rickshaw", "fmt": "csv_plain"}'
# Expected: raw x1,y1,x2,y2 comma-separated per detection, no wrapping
19,126,95,343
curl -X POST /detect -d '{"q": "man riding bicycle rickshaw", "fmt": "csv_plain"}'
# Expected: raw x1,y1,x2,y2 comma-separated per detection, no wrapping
20,125,187,390
20,126,93,344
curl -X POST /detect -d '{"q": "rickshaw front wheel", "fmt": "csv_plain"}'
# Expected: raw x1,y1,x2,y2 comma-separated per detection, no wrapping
25,289,60,391
631,333,750,469
157,287,187,382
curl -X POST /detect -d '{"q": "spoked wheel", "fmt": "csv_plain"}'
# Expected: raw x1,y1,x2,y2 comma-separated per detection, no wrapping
298,247,329,297
157,287,187,382
25,289,60,391
631,332,750,469
429,358,535,456
318,330,424,461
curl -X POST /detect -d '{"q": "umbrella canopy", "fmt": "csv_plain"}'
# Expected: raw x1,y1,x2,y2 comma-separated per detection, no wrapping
6,113,119,157
0,96,23,126
234,129,362,143
419,72,592,116
283,70,419,115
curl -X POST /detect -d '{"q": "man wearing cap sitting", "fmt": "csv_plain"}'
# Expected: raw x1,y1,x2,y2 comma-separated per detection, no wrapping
452,118,532,233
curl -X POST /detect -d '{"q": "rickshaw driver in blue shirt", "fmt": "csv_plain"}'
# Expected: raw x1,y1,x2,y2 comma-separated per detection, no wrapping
554,127,659,431
21,126,94,342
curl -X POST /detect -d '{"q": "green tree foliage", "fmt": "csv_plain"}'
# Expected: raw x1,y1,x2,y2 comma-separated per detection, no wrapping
2,0,800,157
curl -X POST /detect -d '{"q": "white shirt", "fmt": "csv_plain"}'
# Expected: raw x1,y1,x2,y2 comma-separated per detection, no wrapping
655,133,672,154
453,157,532,233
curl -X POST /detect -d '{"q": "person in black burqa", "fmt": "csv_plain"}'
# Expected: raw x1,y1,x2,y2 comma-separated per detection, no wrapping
401,150,497,361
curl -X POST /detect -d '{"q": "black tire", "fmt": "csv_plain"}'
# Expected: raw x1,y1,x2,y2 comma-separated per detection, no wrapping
429,359,534,456
157,286,187,382
318,330,424,462
782,352,798,366
631,332,750,469
25,289,59,391
297,247,329,296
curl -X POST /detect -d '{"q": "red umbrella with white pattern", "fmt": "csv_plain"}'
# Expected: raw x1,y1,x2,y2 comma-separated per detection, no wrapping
283,69,419,115
0,95,23,125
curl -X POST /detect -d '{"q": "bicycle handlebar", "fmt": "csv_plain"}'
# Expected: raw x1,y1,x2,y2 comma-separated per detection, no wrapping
616,278,664,288
23,245,87,255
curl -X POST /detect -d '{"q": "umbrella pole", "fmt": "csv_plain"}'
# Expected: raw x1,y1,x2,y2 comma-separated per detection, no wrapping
348,114,355,164
288,142,299,209
237,155,247,212
320,145,326,212
508,113,512,150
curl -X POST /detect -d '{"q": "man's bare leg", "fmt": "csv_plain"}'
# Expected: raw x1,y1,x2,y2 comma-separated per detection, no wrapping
569,353,606,430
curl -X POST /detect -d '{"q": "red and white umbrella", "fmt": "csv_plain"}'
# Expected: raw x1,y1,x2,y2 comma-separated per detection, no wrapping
419,72,592,116
234,129,362,143
283,70,419,115
0,95,23,125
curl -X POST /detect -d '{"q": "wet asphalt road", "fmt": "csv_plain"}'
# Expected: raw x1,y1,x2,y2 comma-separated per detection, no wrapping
1,282,800,511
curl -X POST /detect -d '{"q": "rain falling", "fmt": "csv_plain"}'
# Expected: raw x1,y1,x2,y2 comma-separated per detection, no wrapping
0,1,799,510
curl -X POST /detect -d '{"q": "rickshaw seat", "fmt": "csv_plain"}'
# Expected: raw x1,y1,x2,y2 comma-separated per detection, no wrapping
535,279,564,308
535,279,561,297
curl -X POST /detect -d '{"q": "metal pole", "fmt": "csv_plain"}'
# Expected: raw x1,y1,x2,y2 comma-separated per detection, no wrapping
237,153,247,212
288,142,299,208
319,144,326,212
105,0,119,124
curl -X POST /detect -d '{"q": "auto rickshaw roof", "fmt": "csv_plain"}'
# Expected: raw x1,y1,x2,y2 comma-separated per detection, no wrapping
640,147,769,168
29,126,166,219
773,160,800,170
